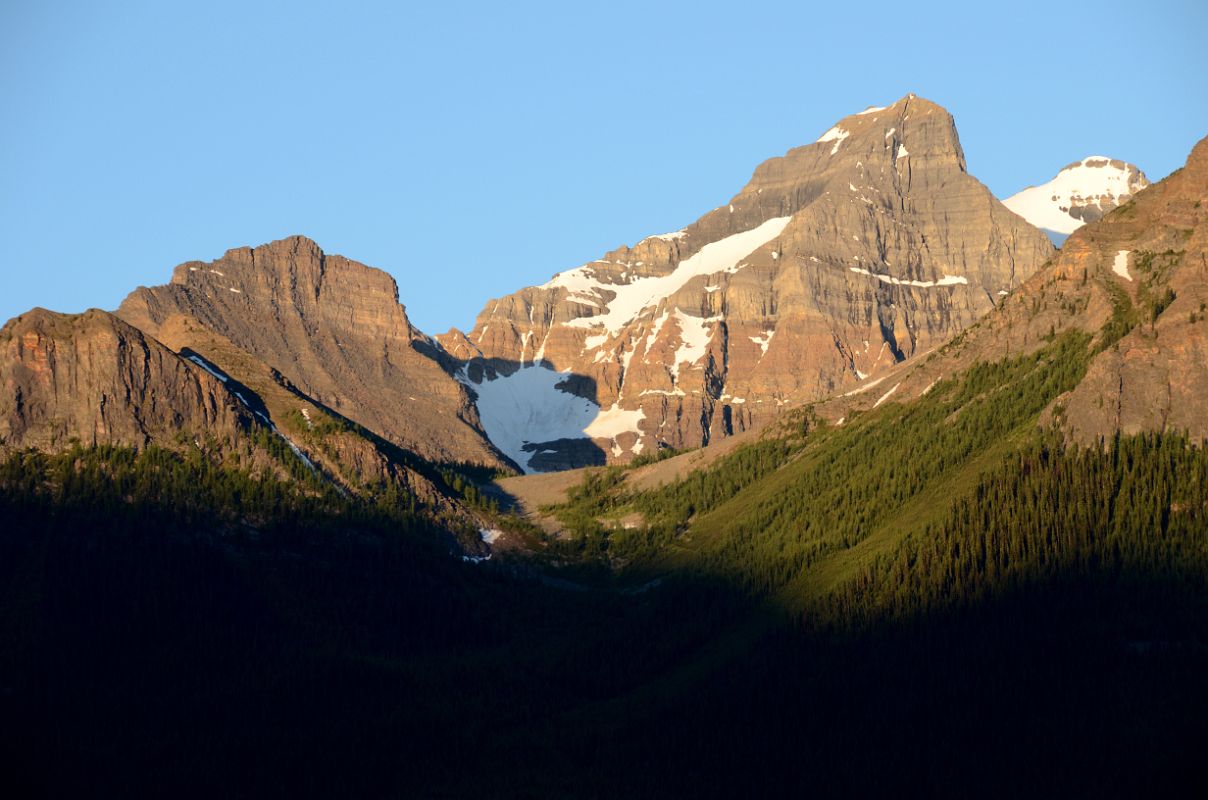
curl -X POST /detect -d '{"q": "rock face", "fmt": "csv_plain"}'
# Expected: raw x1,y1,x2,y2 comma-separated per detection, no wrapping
824,135,1208,445
0,307,497,541
0,308,250,450
1004,157,1150,244
118,236,509,469
441,94,1055,471
1056,139,1208,443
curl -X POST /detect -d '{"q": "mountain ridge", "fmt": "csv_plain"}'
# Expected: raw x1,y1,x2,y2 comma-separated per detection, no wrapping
820,134,1207,444
116,235,513,470
0,99,1166,479
444,94,1055,471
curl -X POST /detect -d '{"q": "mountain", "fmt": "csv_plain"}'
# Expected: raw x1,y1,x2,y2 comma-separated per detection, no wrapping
0,305,494,532
825,136,1208,444
3,110,1207,798
441,94,1055,472
117,235,510,470
1003,156,1150,245
0,308,252,451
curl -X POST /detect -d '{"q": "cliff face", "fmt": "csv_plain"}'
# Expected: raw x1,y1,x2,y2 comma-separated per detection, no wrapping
0,307,497,543
0,308,250,450
1056,138,1208,443
441,95,1055,471
822,135,1208,445
118,236,509,469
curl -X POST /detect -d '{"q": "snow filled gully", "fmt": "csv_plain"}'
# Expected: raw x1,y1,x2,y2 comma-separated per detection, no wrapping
182,350,319,475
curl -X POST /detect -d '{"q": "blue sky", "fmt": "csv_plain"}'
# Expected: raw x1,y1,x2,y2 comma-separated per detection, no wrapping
2,0,1205,334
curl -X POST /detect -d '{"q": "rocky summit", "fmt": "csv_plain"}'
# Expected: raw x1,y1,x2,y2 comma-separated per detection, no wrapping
823,135,1208,446
441,94,1055,471
117,236,509,470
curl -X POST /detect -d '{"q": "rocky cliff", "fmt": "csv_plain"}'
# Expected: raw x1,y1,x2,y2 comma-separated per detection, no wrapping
823,135,1208,445
441,94,1055,471
118,236,509,469
0,308,251,450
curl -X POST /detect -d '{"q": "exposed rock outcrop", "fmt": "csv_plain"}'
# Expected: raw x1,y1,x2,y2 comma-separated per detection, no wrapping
0,308,250,450
118,236,510,469
443,94,1055,470
825,135,1208,445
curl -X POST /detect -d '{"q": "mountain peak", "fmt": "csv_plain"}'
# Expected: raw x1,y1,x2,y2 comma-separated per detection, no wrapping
117,237,509,469
443,94,1051,471
1003,156,1149,239
829,93,941,123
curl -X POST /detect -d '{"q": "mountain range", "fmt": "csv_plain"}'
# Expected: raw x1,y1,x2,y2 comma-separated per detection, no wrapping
3,95,1207,796
3,94,1152,477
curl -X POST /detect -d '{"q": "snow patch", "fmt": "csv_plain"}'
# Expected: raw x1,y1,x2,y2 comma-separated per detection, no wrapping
469,366,599,473
197,367,318,476
560,216,791,339
896,144,909,159
842,375,887,397
480,528,504,545
186,355,229,383
670,310,719,378
849,267,968,287
816,125,850,155
650,229,687,241
645,310,671,357
467,365,646,473
281,435,317,472
873,383,901,408
584,403,645,439
1112,250,1132,281
749,329,775,356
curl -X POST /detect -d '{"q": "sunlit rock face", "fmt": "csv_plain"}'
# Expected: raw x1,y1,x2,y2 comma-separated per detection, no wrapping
118,235,510,470
0,308,251,450
442,94,1054,471
821,135,1208,449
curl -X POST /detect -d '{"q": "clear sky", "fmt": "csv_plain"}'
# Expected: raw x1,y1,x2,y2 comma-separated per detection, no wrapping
2,0,1205,334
